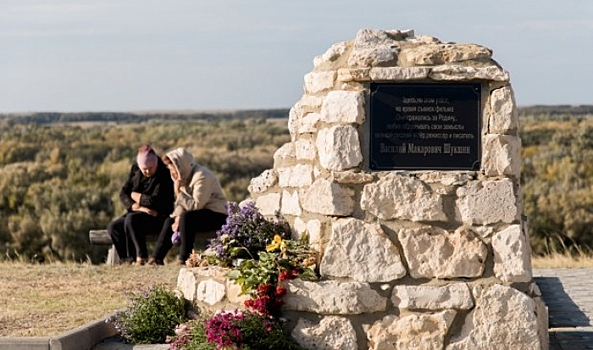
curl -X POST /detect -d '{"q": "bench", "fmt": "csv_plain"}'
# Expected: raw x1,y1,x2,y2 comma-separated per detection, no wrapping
89,229,218,265
89,230,121,265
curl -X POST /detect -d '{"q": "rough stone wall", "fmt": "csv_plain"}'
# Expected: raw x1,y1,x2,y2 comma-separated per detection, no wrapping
178,28,548,350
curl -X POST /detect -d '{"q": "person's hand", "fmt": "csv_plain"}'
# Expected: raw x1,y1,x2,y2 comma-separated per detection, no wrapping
172,216,180,232
144,208,158,216
174,179,182,196
131,191,142,203
132,203,157,216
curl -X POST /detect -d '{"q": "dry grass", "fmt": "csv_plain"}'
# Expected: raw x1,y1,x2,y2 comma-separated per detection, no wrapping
3,253,593,338
531,253,593,269
0,262,181,337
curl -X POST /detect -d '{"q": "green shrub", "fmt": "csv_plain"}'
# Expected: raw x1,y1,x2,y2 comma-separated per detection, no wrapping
108,285,189,344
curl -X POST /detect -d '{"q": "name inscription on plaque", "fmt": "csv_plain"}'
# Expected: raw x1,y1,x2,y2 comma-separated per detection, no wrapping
369,83,481,170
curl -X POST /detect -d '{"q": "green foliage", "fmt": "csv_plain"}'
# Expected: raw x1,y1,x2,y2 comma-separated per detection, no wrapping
521,113,593,254
108,285,189,344
0,113,289,262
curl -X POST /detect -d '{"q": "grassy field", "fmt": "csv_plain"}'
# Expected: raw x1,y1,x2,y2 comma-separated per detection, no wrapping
0,262,181,337
1,255,592,337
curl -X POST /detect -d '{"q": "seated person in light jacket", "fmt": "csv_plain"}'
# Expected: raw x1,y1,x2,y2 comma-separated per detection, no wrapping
149,147,228,265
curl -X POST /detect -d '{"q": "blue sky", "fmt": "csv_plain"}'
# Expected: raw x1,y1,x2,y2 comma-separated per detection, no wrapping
0,0,591,112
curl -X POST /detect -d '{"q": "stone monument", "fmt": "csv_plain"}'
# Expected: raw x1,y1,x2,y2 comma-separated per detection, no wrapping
178,28,548,350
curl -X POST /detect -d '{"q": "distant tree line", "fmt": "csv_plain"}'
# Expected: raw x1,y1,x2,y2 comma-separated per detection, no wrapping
517,105,593,117
0,109,289,126
1,106,592,262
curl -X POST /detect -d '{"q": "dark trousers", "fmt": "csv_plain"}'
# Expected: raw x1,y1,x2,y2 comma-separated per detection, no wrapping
152,209,227,262
108,212,167,261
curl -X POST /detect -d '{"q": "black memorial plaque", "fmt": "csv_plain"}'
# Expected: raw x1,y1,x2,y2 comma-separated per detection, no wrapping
369,83,481,170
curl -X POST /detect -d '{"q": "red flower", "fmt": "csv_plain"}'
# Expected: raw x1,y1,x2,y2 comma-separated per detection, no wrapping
279,270,293,281
275,286,287,297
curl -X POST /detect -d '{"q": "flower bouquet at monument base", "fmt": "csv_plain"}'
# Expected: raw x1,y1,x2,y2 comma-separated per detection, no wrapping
168,201,318,349
207,201,293,267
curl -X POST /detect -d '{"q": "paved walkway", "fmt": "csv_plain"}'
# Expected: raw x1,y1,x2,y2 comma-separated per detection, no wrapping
91,269,593,350
534,268,593,350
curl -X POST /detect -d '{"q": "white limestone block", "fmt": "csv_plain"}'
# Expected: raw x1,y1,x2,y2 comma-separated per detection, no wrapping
407,34,440,44
289,109,321,137
313,41,348,68
391,283,474,310
287,104,303,137
369,66,430,81
534,296,549,349
248,169,277,194
333,171,374,184
320,90,365,125
302,178,354,216
399,43,492,66
417,171,473,186
489,86,519,133
320,218,407,283
455,179,519,225
367,311,456,350
288,99,322,136
281,190,302,216
361,173,446,222
446,284,543,350
386,28,414,38
398,226,488,279
225,279,250,304
492,224,533,283
337,68,371,82
298,95,325,112
304,71,336,94
277,164,314,188
283,279,387,314
482,134,521,177
196,279,226,306
352,28,406,49
293,217,323,250
295,139,317,160
429,65,510,82
316,125,363,171
347,29,399,67
254,192,281,216
176,267,198,302
299,112,321,134
273,142,295,168
292,316,358,350
348,46,397,67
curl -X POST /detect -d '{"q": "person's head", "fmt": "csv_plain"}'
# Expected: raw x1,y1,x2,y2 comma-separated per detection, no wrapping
163,148,195,182
136,144,158,177
162,154,178,181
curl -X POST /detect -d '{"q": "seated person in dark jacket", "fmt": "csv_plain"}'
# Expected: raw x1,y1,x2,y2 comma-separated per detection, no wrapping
107,145,175,265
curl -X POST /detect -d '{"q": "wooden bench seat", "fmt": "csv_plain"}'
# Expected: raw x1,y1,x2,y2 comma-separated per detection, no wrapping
89,229,218,265
89,229,121,265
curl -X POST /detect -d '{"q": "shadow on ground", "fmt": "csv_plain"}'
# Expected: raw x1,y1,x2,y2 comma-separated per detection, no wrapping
535,276,593,350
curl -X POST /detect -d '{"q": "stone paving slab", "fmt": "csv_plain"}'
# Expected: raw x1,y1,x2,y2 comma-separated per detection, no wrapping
534,268,593,350
92,337,168,350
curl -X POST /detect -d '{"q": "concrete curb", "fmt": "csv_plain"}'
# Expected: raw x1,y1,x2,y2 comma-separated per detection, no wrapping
0,315,117,350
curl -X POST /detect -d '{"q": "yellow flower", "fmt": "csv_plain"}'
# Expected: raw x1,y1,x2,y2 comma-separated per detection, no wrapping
266,235,283,252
